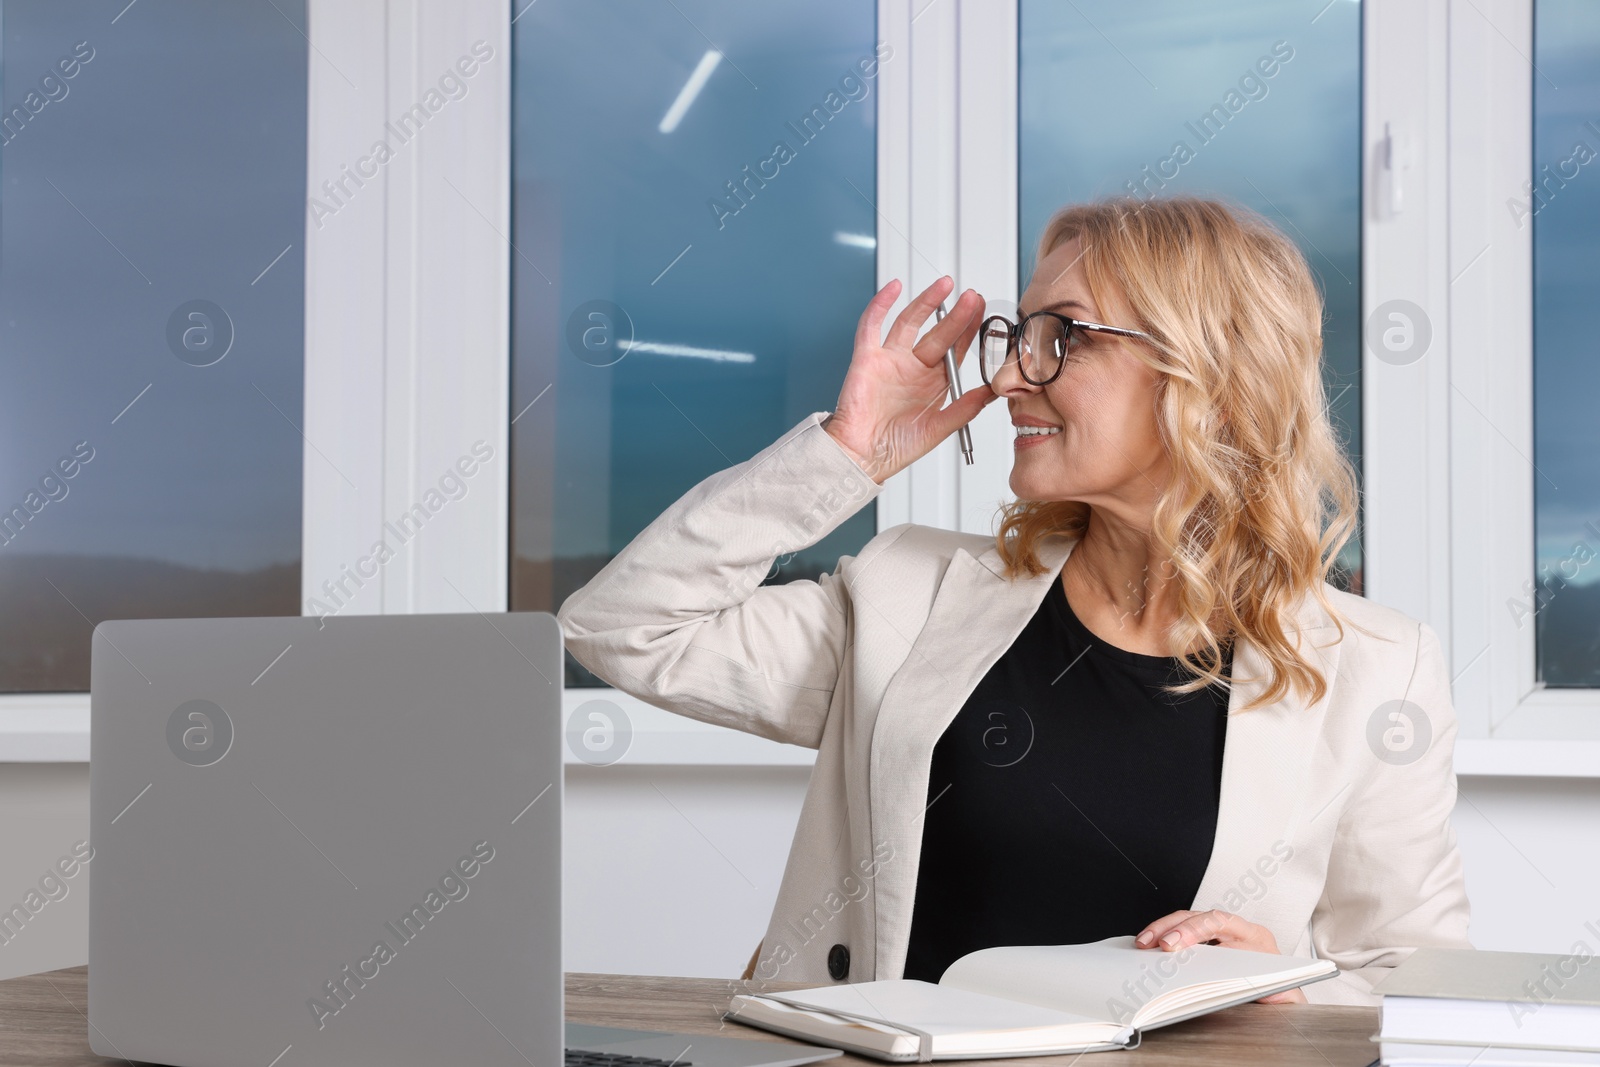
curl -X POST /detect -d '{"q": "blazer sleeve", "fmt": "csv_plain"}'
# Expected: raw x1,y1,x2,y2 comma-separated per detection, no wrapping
1304,620,1474,1005
556,411,899,749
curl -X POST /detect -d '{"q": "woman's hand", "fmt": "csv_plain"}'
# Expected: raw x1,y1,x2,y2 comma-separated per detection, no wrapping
822,276,998,484
1134,909,1309,1005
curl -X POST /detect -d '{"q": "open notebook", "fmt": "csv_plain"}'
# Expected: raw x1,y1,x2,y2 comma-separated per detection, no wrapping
726,935,1337,1062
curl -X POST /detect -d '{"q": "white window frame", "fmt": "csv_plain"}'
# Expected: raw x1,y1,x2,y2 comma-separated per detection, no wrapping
0,0,520,761
6,0,1597,774
873,0,1020,536
1443,0,1600,766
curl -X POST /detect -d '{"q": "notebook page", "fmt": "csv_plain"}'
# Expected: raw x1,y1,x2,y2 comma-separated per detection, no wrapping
939,935,1331,1024
729,992,1135,1060
752,979,1113,1036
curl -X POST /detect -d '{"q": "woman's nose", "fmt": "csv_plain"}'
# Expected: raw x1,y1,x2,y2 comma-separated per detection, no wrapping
987,349,1041,397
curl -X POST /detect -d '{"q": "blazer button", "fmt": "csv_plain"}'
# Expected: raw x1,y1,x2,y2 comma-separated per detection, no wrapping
827,943,850,981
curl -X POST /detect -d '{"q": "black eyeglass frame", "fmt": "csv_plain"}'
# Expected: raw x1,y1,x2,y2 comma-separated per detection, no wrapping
977,311,1156,386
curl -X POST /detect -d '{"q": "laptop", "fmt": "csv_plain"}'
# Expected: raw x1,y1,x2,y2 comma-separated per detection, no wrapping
89,612,840,1067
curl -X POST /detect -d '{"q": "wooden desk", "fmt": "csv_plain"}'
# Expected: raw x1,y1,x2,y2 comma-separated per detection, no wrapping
0,966,1382,1066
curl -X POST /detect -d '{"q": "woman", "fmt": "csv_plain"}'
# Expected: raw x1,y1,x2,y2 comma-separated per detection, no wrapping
557,195,1471,1006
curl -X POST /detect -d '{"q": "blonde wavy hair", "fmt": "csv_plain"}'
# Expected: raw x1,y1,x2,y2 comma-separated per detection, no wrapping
995,195,1363,712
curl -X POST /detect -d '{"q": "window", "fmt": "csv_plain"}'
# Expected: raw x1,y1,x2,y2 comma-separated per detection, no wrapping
1018,0,1364,590
508,0,882,685
1446,0,1600,752
5,0,1592,764
1531,0,1600,686
0,0,307,692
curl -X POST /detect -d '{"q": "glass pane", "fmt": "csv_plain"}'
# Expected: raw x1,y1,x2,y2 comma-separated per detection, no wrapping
1019,0,1364,592
509,0,880,686
0,0,307,692
1532,0,1600,686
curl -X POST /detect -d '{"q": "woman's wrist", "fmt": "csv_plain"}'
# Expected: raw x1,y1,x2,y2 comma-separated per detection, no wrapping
821,414,886,485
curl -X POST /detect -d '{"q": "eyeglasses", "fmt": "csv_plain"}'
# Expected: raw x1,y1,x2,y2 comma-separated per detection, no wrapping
977,311,1155,387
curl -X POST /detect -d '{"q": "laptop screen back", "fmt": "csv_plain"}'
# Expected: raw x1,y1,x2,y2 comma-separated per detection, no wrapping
89,612,562,1067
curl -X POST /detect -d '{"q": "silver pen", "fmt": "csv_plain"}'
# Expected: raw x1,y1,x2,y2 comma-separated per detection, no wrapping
935,300,975,464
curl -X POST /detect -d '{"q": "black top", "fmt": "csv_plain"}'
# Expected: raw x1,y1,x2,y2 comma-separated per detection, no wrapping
901,574,1233,982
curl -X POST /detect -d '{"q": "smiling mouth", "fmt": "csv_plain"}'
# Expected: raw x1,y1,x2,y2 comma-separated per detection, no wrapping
1014,426,1061,438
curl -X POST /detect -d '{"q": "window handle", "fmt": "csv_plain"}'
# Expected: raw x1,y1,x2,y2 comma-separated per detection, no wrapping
1381,121,1409,217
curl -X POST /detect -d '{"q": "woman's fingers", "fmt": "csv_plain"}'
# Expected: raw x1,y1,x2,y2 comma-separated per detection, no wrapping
834,277,993,486
854,278,903,354
1134,909,1304,1004
1136,910,1268,952
1157,910,1236,949
925,380,999,440
867,277,986,373
883,275,956,353
1134,911,1194,948
909,287,987,369
949,291,987,368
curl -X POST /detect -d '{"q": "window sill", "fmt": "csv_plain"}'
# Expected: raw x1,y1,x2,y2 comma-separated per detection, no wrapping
1452,739,1600,778
0,691,820,766
4,697,1595,775
0,694,88,762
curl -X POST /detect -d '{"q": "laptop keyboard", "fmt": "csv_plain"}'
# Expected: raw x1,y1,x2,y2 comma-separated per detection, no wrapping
566,1050,692,1067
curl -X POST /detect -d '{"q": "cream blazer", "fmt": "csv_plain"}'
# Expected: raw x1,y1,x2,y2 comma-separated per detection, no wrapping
556,411,1472,1005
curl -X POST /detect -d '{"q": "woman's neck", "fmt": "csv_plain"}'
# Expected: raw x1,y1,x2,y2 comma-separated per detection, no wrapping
1060,521,1227,659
